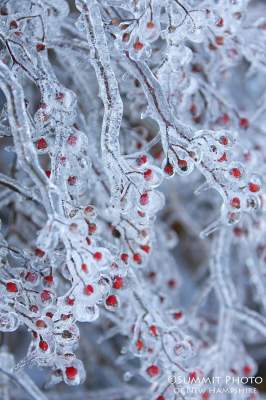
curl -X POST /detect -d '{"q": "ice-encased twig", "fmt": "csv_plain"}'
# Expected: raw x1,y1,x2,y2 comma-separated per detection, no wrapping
77,0,125,204
0,62,53,214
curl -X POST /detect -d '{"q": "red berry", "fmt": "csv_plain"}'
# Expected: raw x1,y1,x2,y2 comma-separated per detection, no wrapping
30,305,39,313
134,40,144,50
140,244,150,253
39,340,48,351
60,155,66,164
219,136,228,145
146,364,159,377
122,33,130,42
81,263,88,272
192,64,203,73
35,248,45,257
25,272,38,283
44,275,53,285
137,155,147,165
193,115,201,124
248,182,260,193
65,366,78,380
36,138,47,150
36,320,47,328
144,169,152,181
230,197,241,209
168,279,176,288
230,168,242,178
202,392,210,400
243,364,252,375
6,281,18,293
55,92,64,101
36,43,45,52
190,104,197,114
140,192,149,206
215,36,224,45
244,151,251,161
45,170,51,177
164,163,174,175
66,296,75,306
41,290,51,302
61,314,71,321
259,23,266,30
216,17,224,27
84,284,94,295
148,271,156,279
234,226,244,237
239,118,249,129
113,276,123,289
218,152,227,162
177,159,188,171
84,205,94,215
149,325,158,336
133,253,142,264
67,134,77,145
111,262,119,270
121,253,128,263
220,113,230,124
173,311,183,320
147,21,154,29
88,223,97,234
67,176,77,186
136,339,143,351
106,294,118,307
10,20,18,29
188,371,197,381
93,251,102,261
